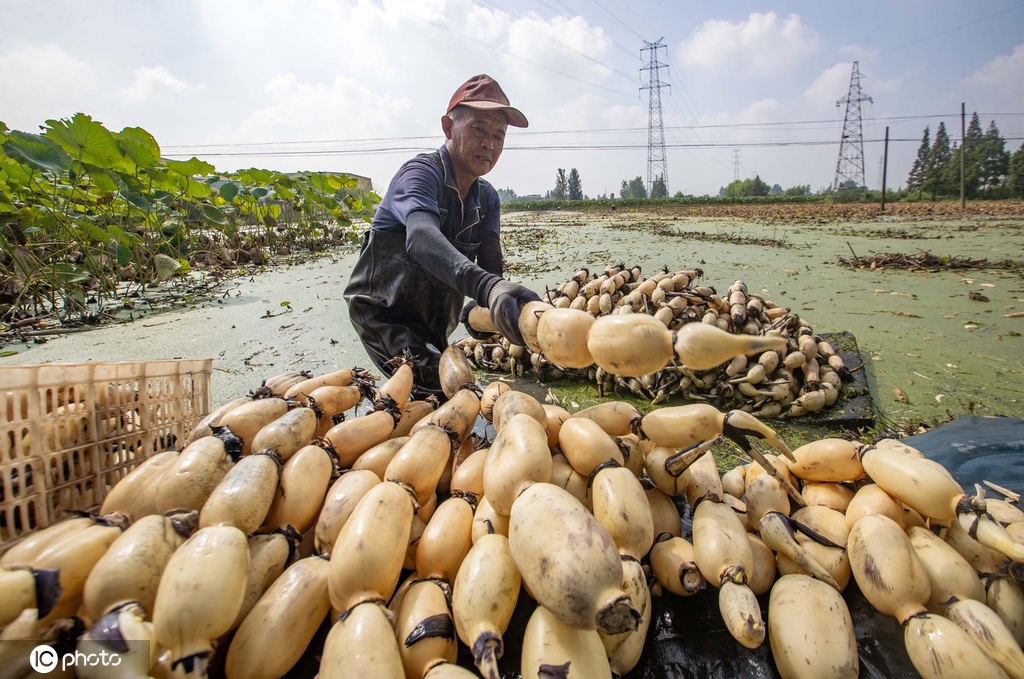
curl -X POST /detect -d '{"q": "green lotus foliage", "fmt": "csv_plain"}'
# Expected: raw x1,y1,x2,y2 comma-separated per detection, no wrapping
0,114,380,323
3,131,73,175
116,127,161,172
45,114,123,170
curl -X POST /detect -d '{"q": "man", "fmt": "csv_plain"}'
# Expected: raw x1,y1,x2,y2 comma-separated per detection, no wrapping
344,74,541,399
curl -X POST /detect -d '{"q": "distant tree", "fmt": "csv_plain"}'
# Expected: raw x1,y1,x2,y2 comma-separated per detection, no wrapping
907,126,931,198
619,180,631,199
980,120,1009,196
496,187,518,203
650,175,668,198
925,122,952,200
622,175,647,199
1008,142,1024,199
552,169,568,200
722,179,746,198
567,168,583,200
769,184,784,196
784,184,811,196
720,176,771,198
749,175,769,196
941,142,962,199
963,112,985,198
673,190,684,198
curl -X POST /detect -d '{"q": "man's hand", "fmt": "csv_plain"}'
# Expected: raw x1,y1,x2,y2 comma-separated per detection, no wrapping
459,301,496,340
487,280,541,346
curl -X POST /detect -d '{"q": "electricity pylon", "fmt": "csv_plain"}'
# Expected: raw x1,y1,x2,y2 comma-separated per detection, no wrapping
833,61,873,192
641,39,669,197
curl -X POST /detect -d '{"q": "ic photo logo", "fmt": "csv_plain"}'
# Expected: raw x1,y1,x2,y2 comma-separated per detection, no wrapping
29,645,59,673
29,644,123,673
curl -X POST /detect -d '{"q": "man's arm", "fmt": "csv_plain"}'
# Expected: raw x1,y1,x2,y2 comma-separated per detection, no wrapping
406,210,499,305
407,211,538,345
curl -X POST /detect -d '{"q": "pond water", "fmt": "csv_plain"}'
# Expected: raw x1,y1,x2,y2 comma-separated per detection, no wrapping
501,208,1024,429
1,207,1021,432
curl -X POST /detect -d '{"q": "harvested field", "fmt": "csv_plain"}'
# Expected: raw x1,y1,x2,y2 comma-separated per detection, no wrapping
1,200,1022,436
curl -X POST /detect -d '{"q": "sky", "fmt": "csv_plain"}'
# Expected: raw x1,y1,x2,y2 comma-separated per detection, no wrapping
2,0,1023,199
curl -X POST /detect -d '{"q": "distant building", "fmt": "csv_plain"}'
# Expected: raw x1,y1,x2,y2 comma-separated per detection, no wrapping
293,171,373,193
208,171,373,193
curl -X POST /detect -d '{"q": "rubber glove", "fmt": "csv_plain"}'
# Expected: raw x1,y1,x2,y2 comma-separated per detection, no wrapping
459,301,495,340
486,280,542,346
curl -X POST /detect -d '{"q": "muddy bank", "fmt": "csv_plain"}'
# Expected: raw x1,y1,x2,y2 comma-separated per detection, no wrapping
2,206,1022,431
0,252,367,405
501,208,1024,430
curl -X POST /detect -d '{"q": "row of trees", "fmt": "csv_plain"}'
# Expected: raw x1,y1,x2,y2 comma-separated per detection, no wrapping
551,168,584,200
496,118,1024,203
617,175,668,199
506,168,665,201
906,113,1022,200
545,170,673,201
717,177,812,198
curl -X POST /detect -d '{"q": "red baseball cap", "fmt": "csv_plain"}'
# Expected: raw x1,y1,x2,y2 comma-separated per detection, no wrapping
446,74,529,128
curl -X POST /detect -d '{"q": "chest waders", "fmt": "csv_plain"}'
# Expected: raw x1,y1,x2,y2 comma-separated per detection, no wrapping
344,154,483,400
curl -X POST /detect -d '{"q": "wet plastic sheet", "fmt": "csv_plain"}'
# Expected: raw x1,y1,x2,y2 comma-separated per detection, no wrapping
902,415,1024,504
619,581,919,679
620,416,1024,679
288,417,1024,679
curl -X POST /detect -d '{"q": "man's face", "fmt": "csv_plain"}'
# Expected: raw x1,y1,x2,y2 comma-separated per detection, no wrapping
443,107,508,180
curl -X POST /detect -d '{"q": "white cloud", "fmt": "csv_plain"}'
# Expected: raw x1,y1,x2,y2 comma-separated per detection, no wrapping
232,72,413,142
964,44,1024,110
0,44,95,130
5,2,1016,198
600,102,647,130
739,98,786,121
801,63,892,157
499,12,622,124
965,43,1024,87
118,66,203,105
505,13,613,81
866,75,902,95
678,12,822,77
803,63,856,112
838,44,868,59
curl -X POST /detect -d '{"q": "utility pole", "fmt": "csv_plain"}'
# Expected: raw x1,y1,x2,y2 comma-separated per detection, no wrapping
833,61,873,193
641,39,670,197
732,148,741,182
960,102,966,209
881,126,890,212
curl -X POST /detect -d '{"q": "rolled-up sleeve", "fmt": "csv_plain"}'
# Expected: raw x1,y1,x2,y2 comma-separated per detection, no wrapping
373,155,444,232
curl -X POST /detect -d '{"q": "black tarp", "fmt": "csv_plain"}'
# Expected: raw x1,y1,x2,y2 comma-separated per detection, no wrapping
285,416,1024,679
619,416,1024,679
900,415,1024,498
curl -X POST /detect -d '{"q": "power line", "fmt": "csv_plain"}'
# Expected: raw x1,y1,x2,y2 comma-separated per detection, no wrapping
380,1,637,99
610,0,660,39
162,111,1020,152
163,135,1013,160
535,0,640,59
859,3,1024,61
582,0,645,41
475,0,638,82
659,49,732,171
